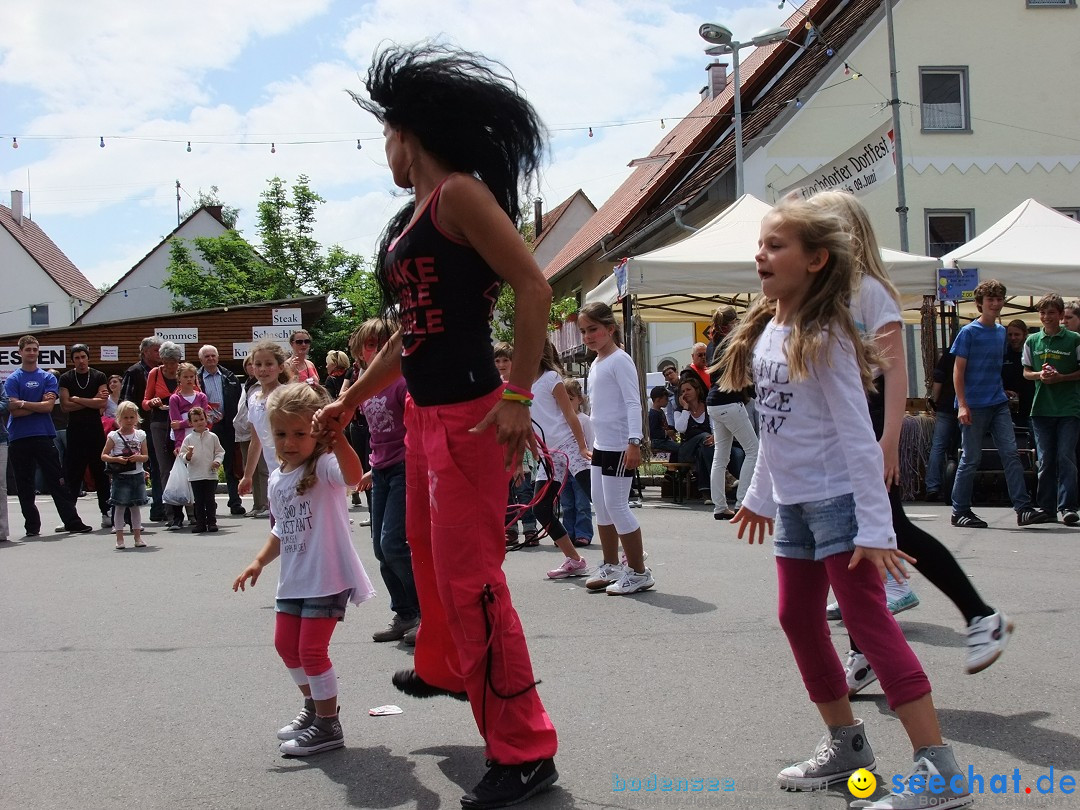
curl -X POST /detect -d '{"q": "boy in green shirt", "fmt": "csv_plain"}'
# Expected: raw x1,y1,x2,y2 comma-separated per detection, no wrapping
1022,294,1080,524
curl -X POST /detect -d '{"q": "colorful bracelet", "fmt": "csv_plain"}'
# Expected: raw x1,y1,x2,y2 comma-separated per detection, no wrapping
502,390,533,406
502,382,534,400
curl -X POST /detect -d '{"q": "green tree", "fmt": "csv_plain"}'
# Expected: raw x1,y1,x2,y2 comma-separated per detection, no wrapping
181,185,240,228
492,285,577,345
164,176,380,372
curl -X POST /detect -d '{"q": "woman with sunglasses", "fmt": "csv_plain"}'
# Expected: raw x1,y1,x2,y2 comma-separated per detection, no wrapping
288,331,319,386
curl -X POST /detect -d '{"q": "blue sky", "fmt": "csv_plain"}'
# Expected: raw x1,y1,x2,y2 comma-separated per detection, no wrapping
0,1,795,290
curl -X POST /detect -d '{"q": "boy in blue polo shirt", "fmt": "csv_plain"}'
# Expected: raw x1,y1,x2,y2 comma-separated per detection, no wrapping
1022,293,1080,525
4,335,91,536
950,281,1049,528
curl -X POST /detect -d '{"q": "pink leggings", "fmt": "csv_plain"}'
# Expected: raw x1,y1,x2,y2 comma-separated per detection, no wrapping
776,553,931,710
274,612,338,676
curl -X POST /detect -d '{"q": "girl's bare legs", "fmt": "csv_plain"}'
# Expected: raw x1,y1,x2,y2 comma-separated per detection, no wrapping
620,527,646,572
553,534,583,562
815,692,942,752
895,693,943,751
597,523,620,565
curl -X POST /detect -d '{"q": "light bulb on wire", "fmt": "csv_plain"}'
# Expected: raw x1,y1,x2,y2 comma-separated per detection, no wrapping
11,137,17,149
186,141,192,153
99,136,105,148
270,142,276,154
356,139,362,150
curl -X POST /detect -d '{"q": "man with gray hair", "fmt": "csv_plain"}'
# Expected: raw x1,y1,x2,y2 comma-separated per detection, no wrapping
197,344,245,515
121,336,164,520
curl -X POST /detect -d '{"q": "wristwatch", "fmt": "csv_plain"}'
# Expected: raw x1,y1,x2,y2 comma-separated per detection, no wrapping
627,438,641,446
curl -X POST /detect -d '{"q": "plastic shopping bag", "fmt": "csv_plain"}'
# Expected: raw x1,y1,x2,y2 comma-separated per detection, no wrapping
162,459,194,505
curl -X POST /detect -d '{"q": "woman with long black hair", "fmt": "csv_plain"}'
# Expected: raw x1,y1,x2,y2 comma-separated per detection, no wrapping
317,43,558,809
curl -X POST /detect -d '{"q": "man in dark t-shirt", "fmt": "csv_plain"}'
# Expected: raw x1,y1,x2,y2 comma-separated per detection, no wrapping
58,344,110,524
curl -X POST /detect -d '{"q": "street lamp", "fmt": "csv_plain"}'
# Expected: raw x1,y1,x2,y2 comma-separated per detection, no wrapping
699,23,789,197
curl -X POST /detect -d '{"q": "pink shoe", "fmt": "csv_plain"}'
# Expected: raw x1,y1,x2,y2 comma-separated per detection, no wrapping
547,557,589,579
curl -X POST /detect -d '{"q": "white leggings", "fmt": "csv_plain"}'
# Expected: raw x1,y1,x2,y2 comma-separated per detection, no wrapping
590,465,639,536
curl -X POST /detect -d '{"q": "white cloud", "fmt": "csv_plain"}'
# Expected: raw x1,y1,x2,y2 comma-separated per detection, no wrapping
1,0,794,288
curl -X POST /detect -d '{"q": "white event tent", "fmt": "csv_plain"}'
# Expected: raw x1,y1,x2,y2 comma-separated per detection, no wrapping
585,194,939,321
940,198,1080,296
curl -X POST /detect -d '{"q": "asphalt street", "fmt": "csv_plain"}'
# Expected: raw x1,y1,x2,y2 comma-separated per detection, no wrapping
2,491,1078,810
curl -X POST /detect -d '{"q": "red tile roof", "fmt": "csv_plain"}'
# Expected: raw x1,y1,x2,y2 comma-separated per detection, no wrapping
542,0,867,281
0,204,100,303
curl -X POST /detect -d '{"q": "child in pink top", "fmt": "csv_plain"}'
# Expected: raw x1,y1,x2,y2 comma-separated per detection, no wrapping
169,363,209,450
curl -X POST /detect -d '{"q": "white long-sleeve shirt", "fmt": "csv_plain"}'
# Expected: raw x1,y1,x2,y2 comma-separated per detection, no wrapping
180,428,225,482
741,320,895,550
587,348,643,451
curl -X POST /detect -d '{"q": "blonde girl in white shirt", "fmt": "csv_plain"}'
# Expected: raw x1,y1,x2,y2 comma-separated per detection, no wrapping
720,195,969,808
239,340,292,515
233,382,374,758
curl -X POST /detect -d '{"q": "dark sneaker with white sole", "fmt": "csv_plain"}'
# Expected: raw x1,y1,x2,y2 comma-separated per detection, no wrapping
278,714,344,756
1017,507,1052,526
950,512,987,529
1060,509,1079,526
460,757,558,809
277,698,316,741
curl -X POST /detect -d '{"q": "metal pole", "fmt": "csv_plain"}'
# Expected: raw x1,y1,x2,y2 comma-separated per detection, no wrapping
176,180,181,226
732,43,744,197
885,0,909,251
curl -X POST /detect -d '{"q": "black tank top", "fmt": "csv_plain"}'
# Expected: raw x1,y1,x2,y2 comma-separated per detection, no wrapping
383,178,502,406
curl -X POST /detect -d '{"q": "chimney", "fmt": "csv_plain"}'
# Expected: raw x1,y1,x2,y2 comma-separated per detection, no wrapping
705,61,729,100
11,189,24,226
534,198,544,238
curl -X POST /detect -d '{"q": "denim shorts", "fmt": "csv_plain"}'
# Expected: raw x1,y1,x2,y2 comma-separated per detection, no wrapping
774,493,858,561
275,590,351,620
110,472,148,507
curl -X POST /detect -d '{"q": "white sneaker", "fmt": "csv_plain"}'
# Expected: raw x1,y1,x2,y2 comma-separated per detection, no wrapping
965,610,1013,674
546,557,588,579
844,651,877,696
605,567,654,595
585,562,626,591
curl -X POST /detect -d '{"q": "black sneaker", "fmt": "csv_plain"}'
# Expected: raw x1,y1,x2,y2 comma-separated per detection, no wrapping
392,669,468,701
1061,510,1079,526
57,523,94,534
230,506,247,516
1017,507,1051,526
951,512,988,529
461,758,558,809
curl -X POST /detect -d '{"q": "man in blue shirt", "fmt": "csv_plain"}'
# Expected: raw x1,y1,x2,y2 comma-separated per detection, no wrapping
4,335,91,536
950,281,1049,529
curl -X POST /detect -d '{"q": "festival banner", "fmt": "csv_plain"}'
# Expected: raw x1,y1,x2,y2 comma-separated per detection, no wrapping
779,121,896,200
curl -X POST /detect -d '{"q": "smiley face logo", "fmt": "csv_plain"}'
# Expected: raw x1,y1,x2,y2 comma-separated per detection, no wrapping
848,768,877,798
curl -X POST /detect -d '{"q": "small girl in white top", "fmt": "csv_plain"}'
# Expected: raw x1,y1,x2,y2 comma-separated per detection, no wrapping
233,382,374,757
180,407,224,533
239,340,292,519
101,400,149,549
577,302,654,596
721,195,969,806
560,379,595,547
529,341,593,580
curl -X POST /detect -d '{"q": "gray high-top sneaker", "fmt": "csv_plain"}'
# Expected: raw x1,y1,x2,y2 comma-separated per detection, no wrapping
276,697,316,741
777,719,876,791
852,744,973,809
278,713,344,756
